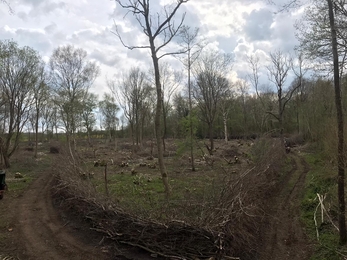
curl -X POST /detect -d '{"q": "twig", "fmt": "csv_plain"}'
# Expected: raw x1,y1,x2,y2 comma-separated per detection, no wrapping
314,199,320,240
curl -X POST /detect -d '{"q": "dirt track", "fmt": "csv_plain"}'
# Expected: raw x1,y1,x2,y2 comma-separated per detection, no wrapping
259,151,313,259
12,171,109,260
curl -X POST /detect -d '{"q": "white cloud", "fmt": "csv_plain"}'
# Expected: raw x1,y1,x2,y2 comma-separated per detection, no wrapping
0,0,302,98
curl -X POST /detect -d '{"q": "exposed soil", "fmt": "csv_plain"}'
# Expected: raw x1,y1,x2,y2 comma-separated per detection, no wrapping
1,170,110,260
258,150,314,259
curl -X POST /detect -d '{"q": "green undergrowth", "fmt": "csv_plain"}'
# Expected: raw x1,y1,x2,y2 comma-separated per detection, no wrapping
4,147,52,197
301,150,347,260
91,168,226,221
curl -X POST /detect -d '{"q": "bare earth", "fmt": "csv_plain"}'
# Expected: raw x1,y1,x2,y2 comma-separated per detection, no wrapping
1,170,110,260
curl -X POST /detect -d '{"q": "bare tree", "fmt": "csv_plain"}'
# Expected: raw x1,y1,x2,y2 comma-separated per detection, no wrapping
296,0,347,75
0,40,43,168
114,0,189,197
49,45,99,154
236,79,249,134
32,67,49,158
112,67,153,152
149,62,182,151
327,0,347,244
273,0,347,244
291,52,308,134
192,50,233,154
99,93,120,145
81,93,98,145
266,50,303,137
177,25,206,171
40,103,54,140
247,54,270,132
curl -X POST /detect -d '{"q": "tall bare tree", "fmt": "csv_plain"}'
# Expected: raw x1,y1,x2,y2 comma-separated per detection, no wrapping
266,50,304,137
99,93,120,145
49,45,99,153
177,26,206,171
32,67,49,158
296,0,347,76
236,79,249,134
81,93,98,145
247,54,270,132
114,0,189,197
192,50,233,154
112,67,153,152
149,62,182,151
327,0,347,244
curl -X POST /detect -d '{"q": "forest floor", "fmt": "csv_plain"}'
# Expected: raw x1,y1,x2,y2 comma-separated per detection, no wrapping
0,140,314,260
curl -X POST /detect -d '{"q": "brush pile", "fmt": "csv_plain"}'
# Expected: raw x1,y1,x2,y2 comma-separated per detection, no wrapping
52,138,286,259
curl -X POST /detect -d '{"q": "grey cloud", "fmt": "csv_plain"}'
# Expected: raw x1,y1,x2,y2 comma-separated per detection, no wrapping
70,27,122,47
234,43,250,63
90,49,120,67
126,48,150,67
41,2,65,14
180,4,202,28
16,28,52,53
21,0,45,7
216,35,238,54
17,11,28,21
243,8,274,42
26,1,66,17
270,12,299,52
44,23,57,34
0,27,52,54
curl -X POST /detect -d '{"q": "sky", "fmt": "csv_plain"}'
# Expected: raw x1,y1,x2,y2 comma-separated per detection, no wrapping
0,0,305,98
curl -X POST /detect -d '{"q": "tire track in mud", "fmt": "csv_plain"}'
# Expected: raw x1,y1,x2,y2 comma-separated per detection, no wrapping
15,171,109,260
259,152,313,260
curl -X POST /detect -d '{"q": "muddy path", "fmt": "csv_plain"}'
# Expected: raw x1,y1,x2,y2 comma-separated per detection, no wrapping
259,151,313,259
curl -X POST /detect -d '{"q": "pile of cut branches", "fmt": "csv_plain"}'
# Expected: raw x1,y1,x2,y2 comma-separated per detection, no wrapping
51,139,286,259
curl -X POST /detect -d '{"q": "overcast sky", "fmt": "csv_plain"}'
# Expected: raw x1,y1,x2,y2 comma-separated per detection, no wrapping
0,0,304,97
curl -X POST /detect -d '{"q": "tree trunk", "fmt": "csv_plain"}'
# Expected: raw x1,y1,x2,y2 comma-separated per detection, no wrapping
208,123,214,155
131,123,135,154
150,41,170,199
35,112,39,158
223,112,228,143
87,130,91,146
188,55,195,171
162,99,167,152
3,153,10,168
327,0,347,245
104,164,109,197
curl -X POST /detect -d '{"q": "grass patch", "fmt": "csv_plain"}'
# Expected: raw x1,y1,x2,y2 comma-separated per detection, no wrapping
90,166,227,221
301,151,347,259
4,147,53,197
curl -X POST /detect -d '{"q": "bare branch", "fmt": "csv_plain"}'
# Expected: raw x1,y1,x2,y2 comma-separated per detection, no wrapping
111,22,150,50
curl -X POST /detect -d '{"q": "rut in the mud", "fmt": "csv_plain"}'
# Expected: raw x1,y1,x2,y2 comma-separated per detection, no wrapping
258,152,313,260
